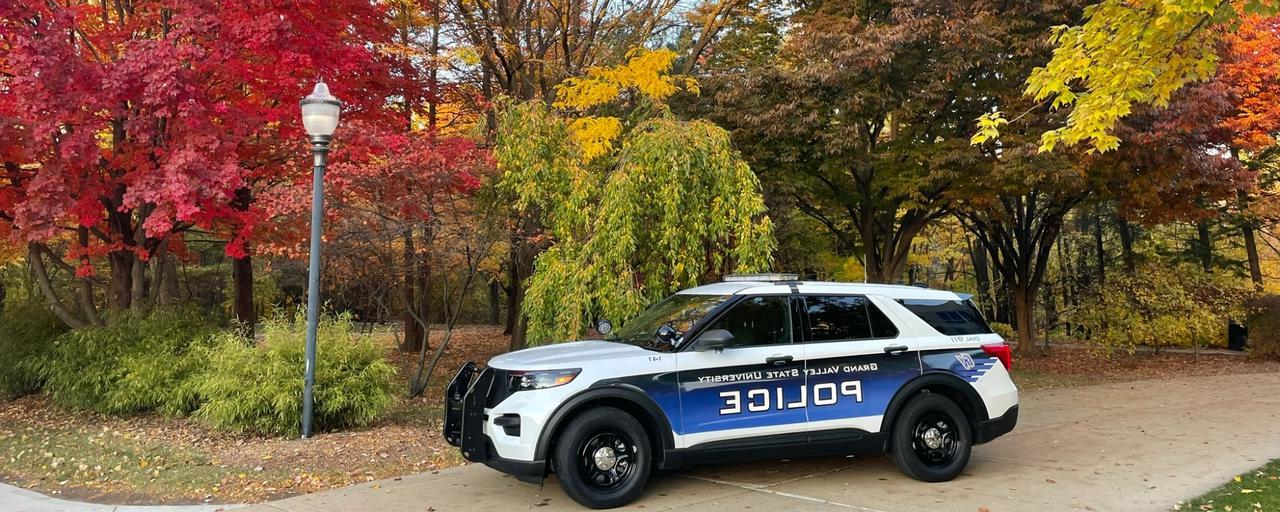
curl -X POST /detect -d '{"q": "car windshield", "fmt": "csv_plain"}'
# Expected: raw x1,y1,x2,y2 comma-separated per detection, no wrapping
607,293,730,352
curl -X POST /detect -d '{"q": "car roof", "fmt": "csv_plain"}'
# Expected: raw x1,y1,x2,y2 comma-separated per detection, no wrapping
676,280,966,301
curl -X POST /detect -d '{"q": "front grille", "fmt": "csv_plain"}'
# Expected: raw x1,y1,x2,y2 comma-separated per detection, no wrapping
487,369,514,407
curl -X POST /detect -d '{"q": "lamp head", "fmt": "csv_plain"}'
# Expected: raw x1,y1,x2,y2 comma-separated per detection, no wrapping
300,81,342,138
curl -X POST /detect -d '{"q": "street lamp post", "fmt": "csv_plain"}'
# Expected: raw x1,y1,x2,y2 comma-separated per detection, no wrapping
299,81,341,439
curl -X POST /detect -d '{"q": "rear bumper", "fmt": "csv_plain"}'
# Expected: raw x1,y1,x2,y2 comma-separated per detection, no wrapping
975,405,1018,444
443,362,546,483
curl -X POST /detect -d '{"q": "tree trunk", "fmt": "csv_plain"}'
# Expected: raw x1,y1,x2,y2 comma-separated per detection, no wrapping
506,239,532,351
427,0,440,132
108,251,133,311
1093,213,1105,284
863,261,886,284
29,244,88,329
504,260,518,336
160,253,180,305
1196,220,1213,272
416,224,433,348
488,278,501,325
232,253,255,337
1056,236,1073,337
1116,216,1135,274
1012,286,1040,357
130,251,147,315
76,228,102,326
401,228,422,352
1041,279,1055,348
970,239,993,318
1075,214,1093,291
1243,222,1263,290
988,243,1010,324
128,208,151,316
230,186,255,335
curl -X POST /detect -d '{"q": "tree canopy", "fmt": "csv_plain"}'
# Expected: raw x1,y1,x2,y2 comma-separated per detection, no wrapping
496,50,774,343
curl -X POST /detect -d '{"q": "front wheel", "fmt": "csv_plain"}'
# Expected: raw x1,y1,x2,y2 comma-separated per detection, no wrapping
889,393,972,482
552,407,652,509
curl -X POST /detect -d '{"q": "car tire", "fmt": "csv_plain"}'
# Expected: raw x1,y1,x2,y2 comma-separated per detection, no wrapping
552,406,652,509
889,393,972,482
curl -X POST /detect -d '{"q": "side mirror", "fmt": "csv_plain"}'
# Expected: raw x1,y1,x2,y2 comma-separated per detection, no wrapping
654,325,679,346
596,319,613,335
695,329,734,351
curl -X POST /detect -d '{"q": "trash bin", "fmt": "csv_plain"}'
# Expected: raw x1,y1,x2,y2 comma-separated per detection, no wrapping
1228,320,1248,351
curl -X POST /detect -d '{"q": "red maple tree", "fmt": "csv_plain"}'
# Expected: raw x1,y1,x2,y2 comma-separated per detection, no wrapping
0,0,398,326
1219,16,1280,153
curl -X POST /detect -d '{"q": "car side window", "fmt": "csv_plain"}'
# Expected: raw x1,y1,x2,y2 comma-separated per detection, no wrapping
805,295,898,342
706,296,792,348
896,299,991,336
868,301,899,338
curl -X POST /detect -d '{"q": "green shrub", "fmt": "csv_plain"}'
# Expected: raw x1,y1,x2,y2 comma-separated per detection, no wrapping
989,321,1015,341
193,313,397,436
1066,264,1254,354
1246,295,1280,360
41,309,220,415
0,302,68,399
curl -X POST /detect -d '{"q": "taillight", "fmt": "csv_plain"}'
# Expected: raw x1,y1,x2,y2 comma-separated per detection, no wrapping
982,343,1012,371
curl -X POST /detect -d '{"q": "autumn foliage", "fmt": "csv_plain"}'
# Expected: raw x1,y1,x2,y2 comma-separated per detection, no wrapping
1219,16,1280,152
0,0,486,327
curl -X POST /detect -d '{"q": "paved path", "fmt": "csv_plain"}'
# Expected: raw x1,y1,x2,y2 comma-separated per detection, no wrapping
0,483,240,512
238,372,1280,512
8,373,1278,512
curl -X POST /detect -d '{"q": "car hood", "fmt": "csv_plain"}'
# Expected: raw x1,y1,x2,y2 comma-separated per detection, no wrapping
488,340,650,370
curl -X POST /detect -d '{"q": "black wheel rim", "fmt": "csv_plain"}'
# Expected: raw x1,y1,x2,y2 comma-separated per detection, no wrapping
577,430,637,491
911,411,960,468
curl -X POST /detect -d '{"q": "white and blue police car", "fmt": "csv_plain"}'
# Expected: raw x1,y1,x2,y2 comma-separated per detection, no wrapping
444,274,1018,509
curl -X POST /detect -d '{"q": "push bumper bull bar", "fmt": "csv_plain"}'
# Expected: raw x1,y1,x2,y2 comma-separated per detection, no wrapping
443,362,546,483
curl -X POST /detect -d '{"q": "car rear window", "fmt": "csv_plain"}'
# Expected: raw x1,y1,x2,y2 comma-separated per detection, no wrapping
898,299,992,336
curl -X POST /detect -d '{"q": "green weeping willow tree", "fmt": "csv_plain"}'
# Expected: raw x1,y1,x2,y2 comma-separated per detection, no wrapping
495,49,775,345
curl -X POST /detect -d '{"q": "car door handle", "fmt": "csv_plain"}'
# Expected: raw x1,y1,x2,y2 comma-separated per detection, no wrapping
883,344,909,355
765,355,793,366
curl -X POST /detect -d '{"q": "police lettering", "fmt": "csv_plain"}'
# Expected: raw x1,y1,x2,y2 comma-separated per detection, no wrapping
718,380,863,415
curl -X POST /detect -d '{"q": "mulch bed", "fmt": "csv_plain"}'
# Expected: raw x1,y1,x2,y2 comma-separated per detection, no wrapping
1013,345,1280,391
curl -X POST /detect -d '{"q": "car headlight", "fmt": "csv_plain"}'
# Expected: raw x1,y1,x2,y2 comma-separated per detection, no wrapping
509,368,581,391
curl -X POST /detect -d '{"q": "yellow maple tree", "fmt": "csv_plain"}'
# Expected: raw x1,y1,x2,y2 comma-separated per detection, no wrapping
553,48,699,162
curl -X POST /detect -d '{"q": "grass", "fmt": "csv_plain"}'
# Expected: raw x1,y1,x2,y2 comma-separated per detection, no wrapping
1176,459,1280,511
0,417,286,504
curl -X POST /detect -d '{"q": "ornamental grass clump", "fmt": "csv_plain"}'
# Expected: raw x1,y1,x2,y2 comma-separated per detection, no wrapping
0,301,68,400
193,313,397,436
41,309,219,415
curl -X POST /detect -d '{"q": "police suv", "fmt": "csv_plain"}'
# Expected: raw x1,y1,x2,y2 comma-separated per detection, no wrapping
444,274,1018,509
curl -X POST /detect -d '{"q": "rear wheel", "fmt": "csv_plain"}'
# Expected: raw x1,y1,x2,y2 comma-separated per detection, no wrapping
552,407,651,509
889,393,972,482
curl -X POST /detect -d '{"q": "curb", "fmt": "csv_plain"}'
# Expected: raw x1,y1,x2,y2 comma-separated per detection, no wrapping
0,483,245,512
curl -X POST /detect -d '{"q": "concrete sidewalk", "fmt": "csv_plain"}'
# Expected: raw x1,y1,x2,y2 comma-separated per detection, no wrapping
0,482,241,512
233,372,1280,512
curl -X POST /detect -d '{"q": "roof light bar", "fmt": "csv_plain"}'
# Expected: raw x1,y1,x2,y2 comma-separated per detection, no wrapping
723,273,799,283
